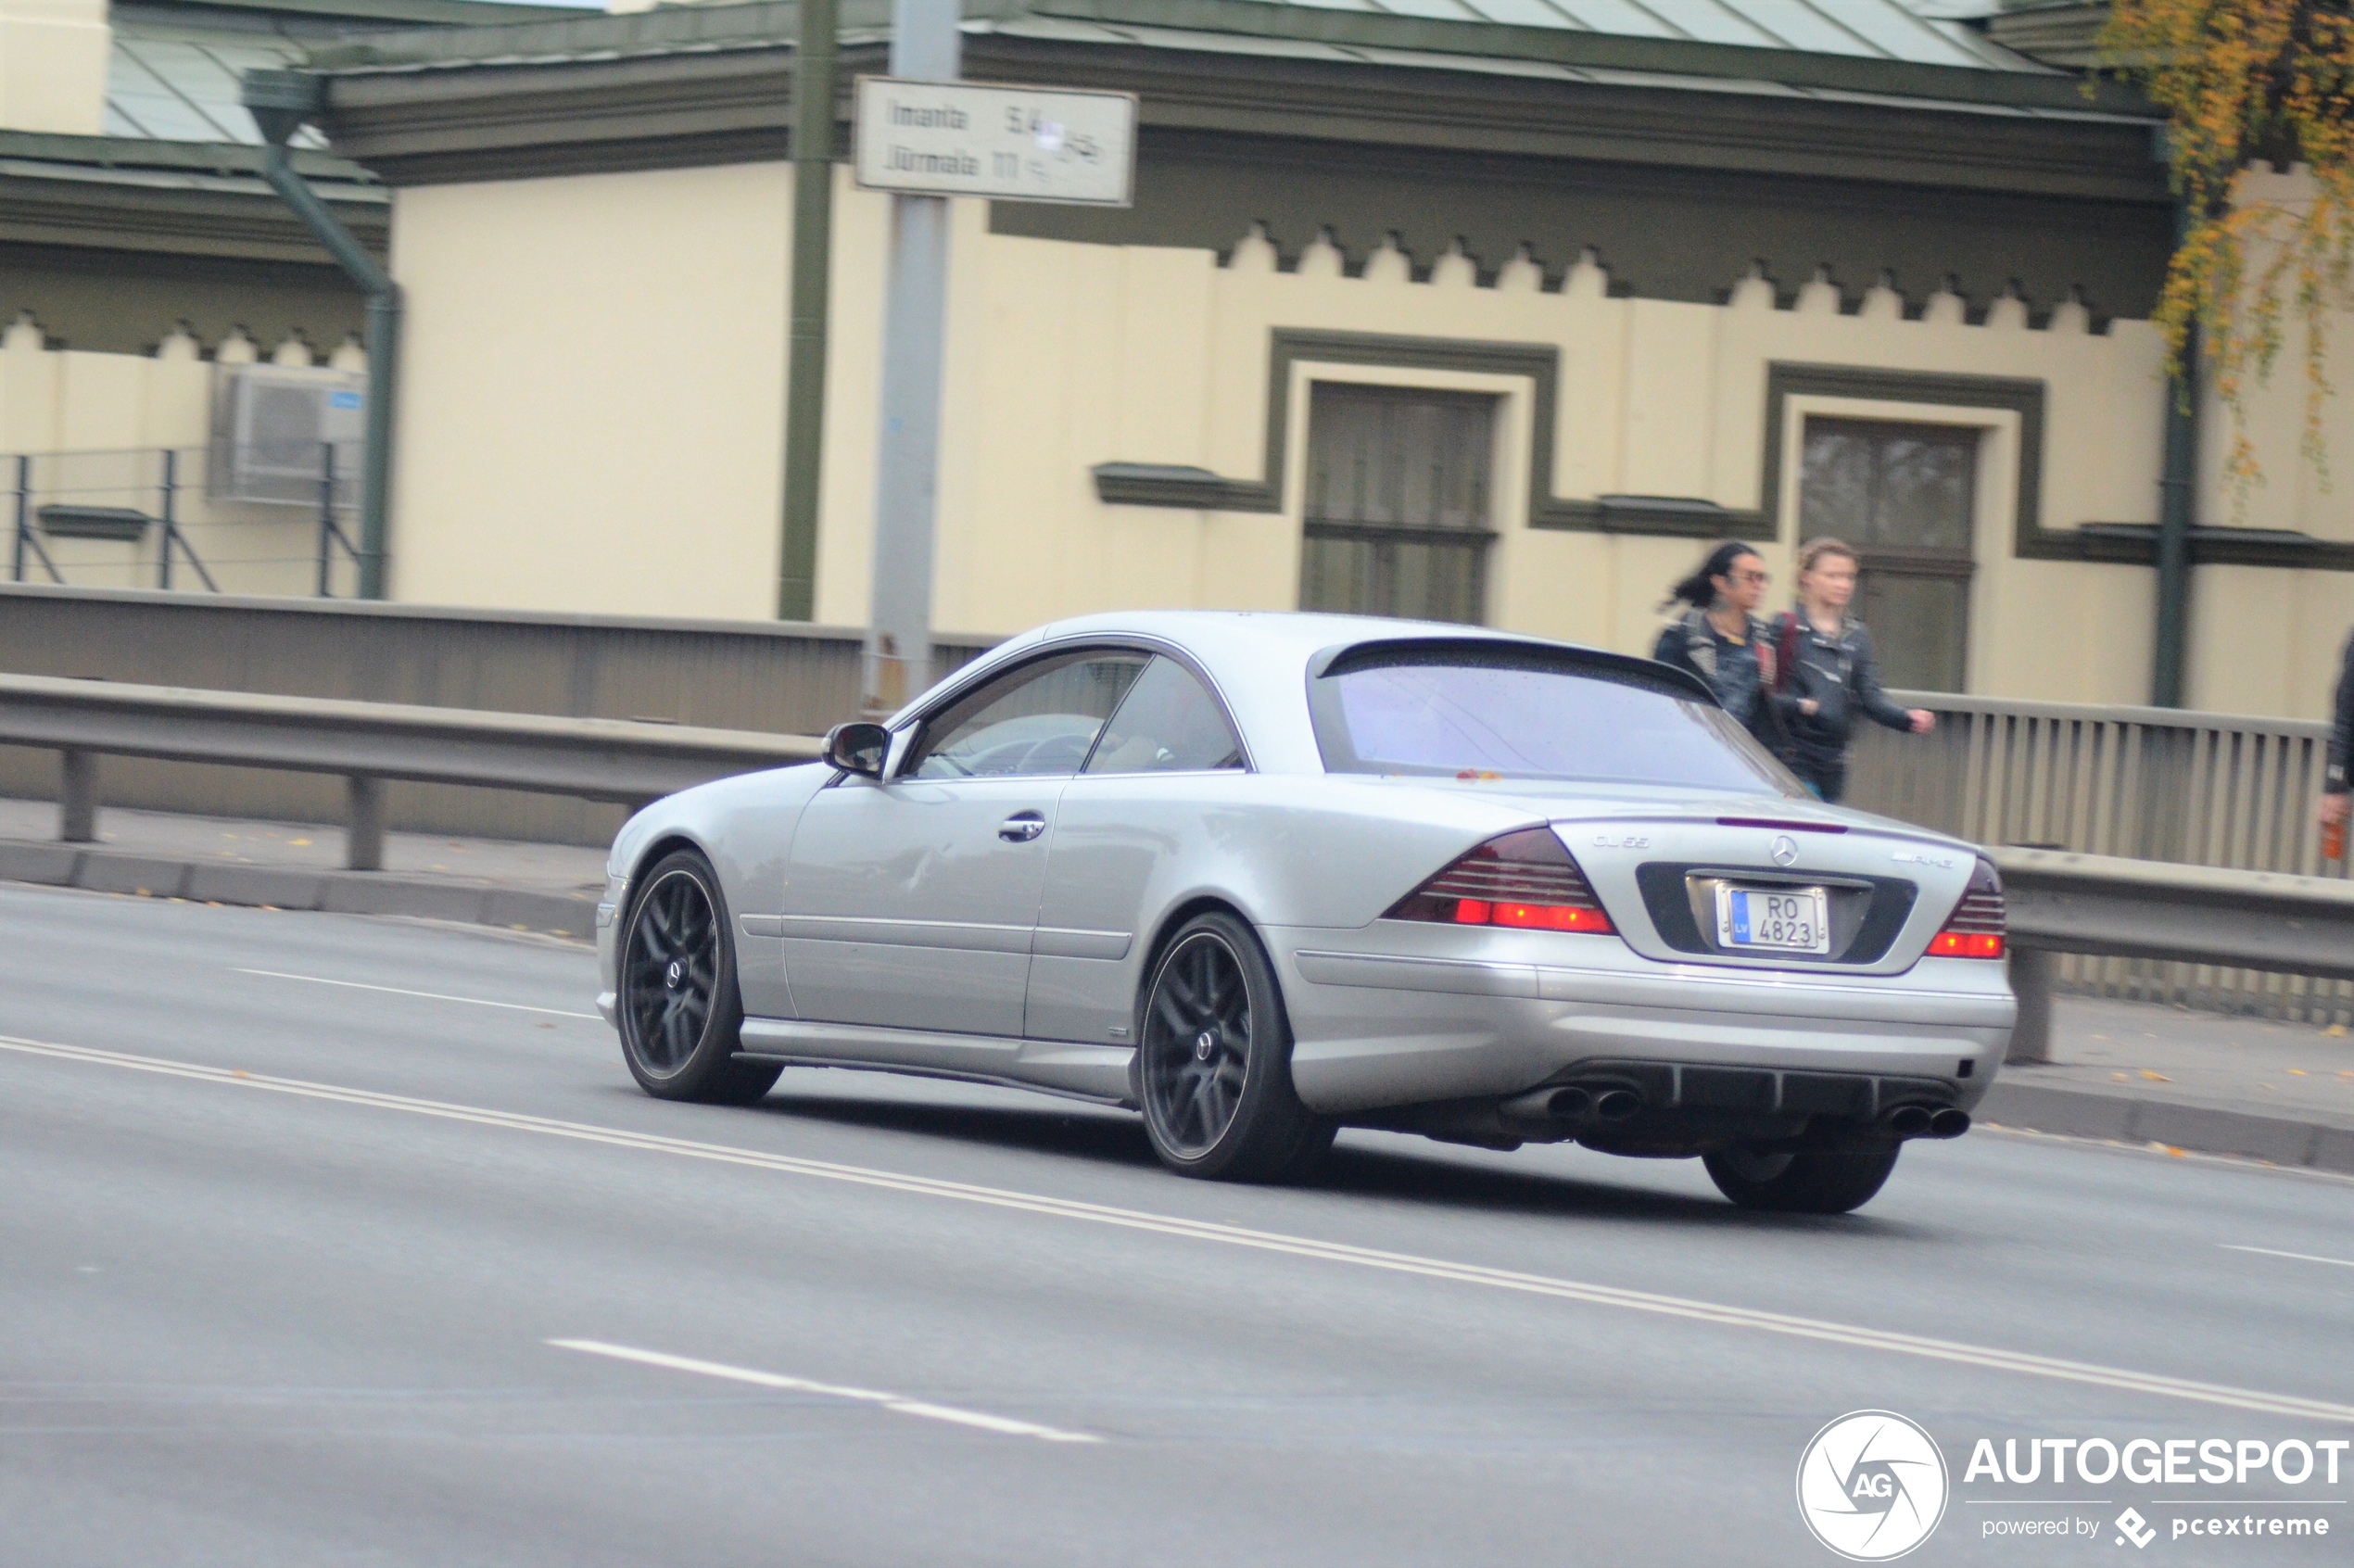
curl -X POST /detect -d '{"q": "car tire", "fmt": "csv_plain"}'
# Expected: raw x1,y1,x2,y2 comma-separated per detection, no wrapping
1702,1142,1900,1215
1136,910,1335,1183
616,848,782,1106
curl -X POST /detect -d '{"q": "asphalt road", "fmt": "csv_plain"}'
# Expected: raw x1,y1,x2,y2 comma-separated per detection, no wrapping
4,881,2349,1567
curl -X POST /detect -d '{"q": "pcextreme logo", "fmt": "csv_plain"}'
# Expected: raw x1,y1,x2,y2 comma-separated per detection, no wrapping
1798,1410,1952,1561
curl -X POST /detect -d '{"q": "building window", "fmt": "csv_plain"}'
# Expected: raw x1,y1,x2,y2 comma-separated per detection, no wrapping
1298,383,1496,625
1798,416,1978,691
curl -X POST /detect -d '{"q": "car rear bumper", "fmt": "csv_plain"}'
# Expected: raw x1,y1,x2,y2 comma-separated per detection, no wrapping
1270,928,2013,1117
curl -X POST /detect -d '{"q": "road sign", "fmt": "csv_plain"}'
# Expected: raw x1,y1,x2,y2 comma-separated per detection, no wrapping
852,76,1136,207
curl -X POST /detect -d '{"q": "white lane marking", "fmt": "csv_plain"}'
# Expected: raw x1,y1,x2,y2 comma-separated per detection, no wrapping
235,968,600,1020
6,1033,2351,1427
2221,1244,2354,1270
548,1339,1098,1443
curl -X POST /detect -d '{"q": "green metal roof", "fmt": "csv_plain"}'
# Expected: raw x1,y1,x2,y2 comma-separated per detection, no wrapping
308,0,2150,120
1158,1,2036,71
104,0,590,148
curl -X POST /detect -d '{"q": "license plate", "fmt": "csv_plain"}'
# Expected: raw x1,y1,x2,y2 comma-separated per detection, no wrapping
1715,884,1829,954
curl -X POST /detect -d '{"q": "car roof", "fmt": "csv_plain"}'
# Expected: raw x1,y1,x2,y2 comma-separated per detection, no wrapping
910,611,1649,775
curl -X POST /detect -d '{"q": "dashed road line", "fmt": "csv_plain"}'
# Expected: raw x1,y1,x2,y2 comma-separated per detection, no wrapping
549,1339,1099,1443
236,967,600,1020
2221,1244,2354,1270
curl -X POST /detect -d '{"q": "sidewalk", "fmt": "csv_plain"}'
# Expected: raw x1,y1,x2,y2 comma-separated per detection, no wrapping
1980,994,2354,1174
0,796,606,938
2,796,2349,1172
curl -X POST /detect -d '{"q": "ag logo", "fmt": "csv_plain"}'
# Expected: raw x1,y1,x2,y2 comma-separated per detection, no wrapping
1796,1410,1949,1561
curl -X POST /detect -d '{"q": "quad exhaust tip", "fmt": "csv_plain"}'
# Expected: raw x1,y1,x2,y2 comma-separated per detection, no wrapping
1884,1104,1933,1137
1591,1088,1641,1122
1497,1082,1643,1133
1884,1104,1971,1140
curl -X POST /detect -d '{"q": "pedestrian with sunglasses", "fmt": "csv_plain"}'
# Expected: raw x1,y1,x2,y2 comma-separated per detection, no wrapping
1652,540,1788,755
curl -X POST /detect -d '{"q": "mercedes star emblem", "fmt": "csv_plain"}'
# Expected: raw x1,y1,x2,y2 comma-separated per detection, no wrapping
1770,834,1800,867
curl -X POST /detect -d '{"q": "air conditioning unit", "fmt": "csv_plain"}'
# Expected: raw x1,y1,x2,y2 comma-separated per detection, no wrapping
209,364,366,506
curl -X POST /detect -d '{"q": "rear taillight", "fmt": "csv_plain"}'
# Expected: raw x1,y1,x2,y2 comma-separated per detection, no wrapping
1384,828,1614,934
1929,857,2006,958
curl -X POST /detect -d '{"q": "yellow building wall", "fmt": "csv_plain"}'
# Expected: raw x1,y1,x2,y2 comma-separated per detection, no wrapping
0,0,108,136
386,161,791,619
375,166,2348,719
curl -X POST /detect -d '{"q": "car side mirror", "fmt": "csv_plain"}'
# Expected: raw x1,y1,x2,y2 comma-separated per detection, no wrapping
822,721,892,779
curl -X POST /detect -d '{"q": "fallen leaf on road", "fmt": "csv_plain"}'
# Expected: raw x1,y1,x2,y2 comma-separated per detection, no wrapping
2289,1069,2308,1076
2324,1024,2349,1038
2139,1069,2171,1081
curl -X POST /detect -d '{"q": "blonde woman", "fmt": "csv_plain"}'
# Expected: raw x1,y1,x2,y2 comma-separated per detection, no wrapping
1768,537,1933,803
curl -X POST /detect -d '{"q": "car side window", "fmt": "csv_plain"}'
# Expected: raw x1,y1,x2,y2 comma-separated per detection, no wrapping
905,651,1147,779
1083,656,1244,775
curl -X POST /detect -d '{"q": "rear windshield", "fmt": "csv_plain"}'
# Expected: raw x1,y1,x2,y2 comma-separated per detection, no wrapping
1309,643,1798,794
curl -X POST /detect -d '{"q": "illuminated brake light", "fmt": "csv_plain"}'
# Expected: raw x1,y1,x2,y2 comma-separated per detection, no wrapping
1389,829,1614,935
1930,858,2006,959
1495,902,1614,932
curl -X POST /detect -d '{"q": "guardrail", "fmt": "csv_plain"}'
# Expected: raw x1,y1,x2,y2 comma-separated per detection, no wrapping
6,670,2351,1070
1993,846,2354,1062
0,582,993,843
0,672,822,870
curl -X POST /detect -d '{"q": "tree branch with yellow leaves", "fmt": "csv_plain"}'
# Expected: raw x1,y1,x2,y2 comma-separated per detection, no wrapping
2102,0,2354,504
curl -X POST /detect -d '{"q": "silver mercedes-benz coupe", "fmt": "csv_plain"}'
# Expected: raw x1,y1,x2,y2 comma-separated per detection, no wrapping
597,611,2014,1214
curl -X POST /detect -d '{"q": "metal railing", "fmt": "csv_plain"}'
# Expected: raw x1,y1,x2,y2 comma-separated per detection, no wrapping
0,584,998,844
7,445,363,600
1851,690,2351,1024
0,671,822,871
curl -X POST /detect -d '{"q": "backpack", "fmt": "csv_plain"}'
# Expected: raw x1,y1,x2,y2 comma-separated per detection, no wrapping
1771,611,1803,695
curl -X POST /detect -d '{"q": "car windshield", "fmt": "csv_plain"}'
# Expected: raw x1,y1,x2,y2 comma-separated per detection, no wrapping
1310,643,1799,794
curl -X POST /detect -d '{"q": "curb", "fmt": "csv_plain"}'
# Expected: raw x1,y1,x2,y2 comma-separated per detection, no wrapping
1977,1079,2354,1176
0,841,598,939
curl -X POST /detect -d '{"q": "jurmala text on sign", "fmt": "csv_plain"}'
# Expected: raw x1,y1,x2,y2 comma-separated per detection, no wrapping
852,77,1137,207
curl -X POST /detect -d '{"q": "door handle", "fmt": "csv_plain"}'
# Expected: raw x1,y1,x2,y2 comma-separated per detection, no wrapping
998,811,1047,843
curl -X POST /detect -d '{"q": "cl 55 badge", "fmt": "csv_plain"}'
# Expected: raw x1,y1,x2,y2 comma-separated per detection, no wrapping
1891,851,1955,868
1592,834,1651,850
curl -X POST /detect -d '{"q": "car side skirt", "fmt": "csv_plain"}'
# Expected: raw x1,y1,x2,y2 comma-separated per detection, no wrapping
736,1018,1137,1106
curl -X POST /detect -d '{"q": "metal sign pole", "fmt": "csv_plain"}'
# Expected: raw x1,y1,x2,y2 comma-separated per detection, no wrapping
863,0,961,717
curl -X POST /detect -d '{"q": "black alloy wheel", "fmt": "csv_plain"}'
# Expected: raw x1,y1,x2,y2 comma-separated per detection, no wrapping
617,849,781,1106
1137,911,1334,1182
